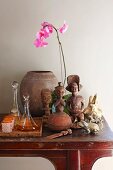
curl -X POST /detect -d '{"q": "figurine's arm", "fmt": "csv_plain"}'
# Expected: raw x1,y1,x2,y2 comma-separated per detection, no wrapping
54,100,61,107
60,99,65,106
66,98,74,114
79,96,85,110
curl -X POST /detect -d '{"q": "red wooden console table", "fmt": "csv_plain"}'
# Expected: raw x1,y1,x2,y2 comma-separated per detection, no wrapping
0,117,113,170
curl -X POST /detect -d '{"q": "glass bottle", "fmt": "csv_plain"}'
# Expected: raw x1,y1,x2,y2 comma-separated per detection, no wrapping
18,95,39,131
10,81,21,129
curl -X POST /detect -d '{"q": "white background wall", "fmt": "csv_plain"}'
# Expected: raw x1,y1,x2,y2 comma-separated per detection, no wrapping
0,0,113,169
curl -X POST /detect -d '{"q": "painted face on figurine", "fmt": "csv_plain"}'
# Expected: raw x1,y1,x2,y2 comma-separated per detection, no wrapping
70,82,78,93
41,89,52,104
55,87,65,98
42,94,51,104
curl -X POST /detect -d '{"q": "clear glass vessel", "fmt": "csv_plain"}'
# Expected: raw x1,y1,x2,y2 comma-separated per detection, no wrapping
10,81,21,129
18,95,39,131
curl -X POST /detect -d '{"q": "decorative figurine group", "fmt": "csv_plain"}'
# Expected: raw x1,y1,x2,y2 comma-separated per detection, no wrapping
1,74,103,137
41,75,103,135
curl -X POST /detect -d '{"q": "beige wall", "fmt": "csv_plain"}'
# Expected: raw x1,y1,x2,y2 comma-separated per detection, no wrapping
0,0,113,169
0,157,55,170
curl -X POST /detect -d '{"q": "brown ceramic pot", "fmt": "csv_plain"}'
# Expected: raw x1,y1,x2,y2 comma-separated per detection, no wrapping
47,112,72,131
20,71,58,117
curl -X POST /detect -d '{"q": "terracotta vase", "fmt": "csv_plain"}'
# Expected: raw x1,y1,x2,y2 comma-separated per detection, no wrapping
20,71,58,117
47,112,72,131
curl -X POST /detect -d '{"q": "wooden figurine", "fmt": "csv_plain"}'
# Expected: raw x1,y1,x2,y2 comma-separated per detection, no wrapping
53,82,66,113
47,82,72,131
66,75,85,123
41,89,52,125
41,89,52,116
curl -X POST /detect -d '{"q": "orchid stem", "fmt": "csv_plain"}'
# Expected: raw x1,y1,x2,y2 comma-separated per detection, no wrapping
44,25,67,86
58,43,63,84
53,26,67,86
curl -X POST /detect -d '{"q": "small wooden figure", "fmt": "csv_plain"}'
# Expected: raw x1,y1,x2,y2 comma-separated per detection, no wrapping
66,75,85,123
47,82,72,131
53,82,66,113
41,89,52,125
41,89,52,116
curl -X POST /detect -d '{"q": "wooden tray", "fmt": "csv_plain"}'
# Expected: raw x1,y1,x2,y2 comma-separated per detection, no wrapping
0,117,43,137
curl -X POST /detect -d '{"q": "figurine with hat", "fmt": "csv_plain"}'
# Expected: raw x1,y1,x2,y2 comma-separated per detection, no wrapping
66,75,85,123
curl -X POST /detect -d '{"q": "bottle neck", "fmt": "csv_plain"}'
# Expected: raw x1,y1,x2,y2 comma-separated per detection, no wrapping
11,88,19,115
24,100,30,117
13,89,18,108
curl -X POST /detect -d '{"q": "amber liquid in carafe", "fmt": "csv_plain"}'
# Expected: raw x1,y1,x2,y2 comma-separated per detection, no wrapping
17,96,39,131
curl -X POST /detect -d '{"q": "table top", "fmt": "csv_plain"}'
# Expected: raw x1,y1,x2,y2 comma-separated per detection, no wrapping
0,115,113,150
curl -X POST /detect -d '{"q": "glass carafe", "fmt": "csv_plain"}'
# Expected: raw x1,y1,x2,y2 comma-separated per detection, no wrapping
10,81,21,129
18,95,39,131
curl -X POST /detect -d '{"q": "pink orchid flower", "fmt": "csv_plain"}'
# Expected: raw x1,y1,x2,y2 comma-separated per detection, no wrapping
41,21,51,27
34,38,48,47
36,29,49,39
59,21,68,34
41,22,53,34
